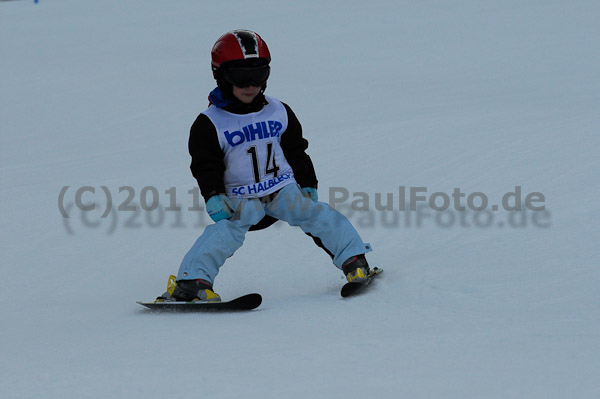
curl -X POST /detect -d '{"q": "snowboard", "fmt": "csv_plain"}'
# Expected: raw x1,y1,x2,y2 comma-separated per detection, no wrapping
137,293,262,312
341,267,383,298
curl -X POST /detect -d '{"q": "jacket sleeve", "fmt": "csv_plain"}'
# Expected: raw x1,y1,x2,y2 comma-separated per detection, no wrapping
280,102,318,189
188,113,226,201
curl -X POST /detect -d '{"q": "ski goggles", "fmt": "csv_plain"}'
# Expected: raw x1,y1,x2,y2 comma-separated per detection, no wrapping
223,65,270,88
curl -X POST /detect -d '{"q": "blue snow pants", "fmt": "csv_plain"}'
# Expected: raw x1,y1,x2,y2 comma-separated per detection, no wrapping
177,183,372,284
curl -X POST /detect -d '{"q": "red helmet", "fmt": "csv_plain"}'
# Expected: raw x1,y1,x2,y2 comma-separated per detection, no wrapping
211,30,271,74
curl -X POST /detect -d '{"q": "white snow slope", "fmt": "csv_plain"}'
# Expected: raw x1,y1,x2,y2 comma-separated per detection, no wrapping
1,1,599,398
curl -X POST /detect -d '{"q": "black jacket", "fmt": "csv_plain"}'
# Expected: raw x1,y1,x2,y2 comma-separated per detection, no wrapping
188,94,318,202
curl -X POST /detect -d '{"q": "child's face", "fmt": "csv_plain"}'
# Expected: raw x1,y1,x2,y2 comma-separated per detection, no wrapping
232,85,261,104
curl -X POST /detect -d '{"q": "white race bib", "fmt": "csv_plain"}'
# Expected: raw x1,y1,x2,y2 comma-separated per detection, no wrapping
203,96,297,198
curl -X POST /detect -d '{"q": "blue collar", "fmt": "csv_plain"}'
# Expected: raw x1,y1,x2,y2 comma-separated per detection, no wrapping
208,87,232,108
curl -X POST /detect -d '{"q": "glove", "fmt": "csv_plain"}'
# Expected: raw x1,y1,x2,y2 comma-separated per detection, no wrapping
206,194,234,222
301,187,318,202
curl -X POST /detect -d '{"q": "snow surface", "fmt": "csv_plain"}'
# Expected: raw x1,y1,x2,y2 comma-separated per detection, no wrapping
1,1,599,398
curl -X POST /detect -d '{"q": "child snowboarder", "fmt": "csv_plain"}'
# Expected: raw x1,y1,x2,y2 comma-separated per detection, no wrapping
158,30,373,302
